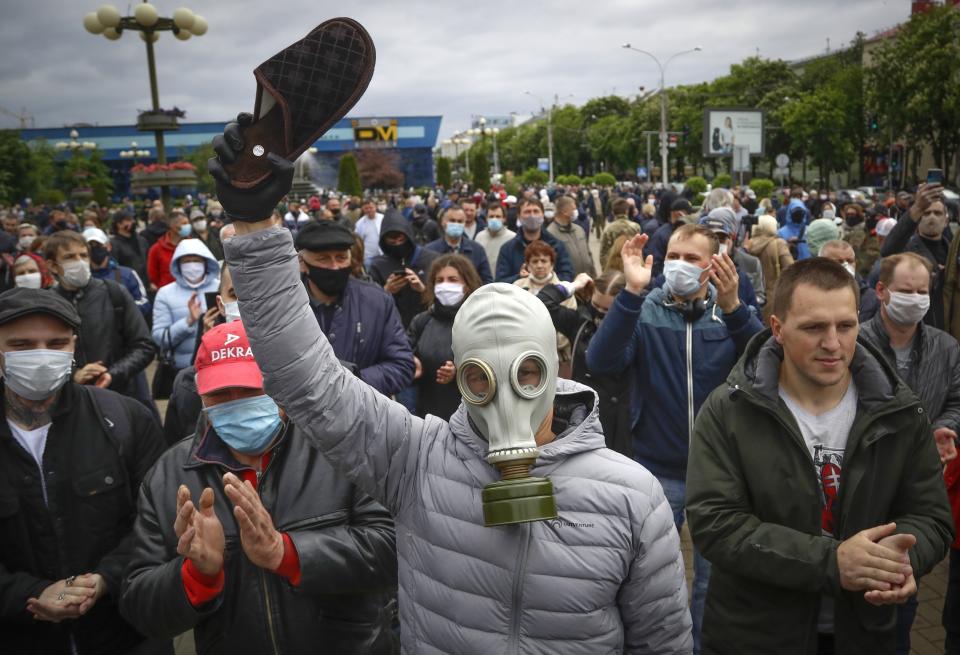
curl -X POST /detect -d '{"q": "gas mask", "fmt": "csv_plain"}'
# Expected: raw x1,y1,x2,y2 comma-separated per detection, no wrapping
452,283,558,526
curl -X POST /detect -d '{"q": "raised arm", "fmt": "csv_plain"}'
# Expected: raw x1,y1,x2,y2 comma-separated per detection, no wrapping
210,117,424,515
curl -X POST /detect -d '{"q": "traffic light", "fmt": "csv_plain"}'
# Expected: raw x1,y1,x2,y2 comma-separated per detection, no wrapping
682,124,690,142
869,115,879,132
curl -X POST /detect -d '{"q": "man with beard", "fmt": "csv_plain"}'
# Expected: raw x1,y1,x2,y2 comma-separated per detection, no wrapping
881,183,950,328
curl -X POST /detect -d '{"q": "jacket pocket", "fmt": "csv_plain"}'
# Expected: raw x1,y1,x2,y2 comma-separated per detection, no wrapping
71,465,127,534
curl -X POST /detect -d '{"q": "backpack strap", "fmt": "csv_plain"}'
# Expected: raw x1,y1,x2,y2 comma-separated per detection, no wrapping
82,385,135,495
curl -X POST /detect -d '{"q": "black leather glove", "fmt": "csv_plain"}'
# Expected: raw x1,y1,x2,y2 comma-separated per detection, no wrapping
207,113,294,222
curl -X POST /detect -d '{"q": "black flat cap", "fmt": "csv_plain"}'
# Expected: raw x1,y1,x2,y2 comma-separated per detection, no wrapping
671,198,694,213
0,287,81,330
294,220,354,251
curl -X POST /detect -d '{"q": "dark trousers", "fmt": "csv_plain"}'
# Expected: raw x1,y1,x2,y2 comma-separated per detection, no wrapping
946,548,960,654
895,593,919,655
817,633,834,655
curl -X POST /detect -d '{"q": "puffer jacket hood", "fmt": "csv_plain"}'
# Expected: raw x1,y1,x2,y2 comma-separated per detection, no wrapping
169,238,219,288
378,208,414,251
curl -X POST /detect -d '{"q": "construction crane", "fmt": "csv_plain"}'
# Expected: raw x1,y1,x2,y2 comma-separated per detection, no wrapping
0,106,35,129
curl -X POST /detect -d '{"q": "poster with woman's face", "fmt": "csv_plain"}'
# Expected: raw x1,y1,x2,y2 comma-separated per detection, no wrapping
704,109,764,156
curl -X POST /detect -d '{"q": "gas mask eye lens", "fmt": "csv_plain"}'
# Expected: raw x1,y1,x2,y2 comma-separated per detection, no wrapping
510,353,547,399
457,359,496,406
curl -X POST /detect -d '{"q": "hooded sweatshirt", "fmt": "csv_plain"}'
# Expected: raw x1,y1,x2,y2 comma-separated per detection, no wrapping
151,238,220,368
777,199,812,260
367,210,439,328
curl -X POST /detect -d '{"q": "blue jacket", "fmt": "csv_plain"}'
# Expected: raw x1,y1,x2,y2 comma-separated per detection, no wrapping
306,276,414,396
151,239,220,369
424,236,493,284
92,258,151,318
494,230,574,283
586,285,763,481
777,199,811,260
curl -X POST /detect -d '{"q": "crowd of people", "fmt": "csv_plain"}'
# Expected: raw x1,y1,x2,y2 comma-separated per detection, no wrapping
1,139,959,654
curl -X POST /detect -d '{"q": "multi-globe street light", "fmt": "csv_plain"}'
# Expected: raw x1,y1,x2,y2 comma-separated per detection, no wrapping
55,129,97,152
83,2,207,207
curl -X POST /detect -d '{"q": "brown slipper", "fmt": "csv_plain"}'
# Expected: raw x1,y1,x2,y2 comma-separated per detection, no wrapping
224,17,376,189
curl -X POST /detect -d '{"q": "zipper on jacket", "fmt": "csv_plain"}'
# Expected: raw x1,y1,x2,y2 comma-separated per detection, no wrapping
259,567,281,655
686,322,694,443
507,523,532,655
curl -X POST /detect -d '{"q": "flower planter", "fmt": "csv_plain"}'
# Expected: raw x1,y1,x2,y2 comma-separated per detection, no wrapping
137,113,181,132
131,169,197,192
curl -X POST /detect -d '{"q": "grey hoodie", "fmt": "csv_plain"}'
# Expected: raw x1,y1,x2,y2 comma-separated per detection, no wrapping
224,227,692,654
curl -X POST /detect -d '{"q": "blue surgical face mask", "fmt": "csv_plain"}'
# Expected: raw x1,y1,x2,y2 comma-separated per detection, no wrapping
446,222,465,239
178,224,192,238
663,259,708,297
205,395,283,455
487,218,504,233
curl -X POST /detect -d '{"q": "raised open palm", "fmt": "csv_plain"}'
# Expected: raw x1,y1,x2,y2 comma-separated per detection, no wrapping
621,233,653,294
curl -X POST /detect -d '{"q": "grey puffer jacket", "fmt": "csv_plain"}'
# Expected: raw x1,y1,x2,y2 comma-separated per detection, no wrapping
225,227,692,655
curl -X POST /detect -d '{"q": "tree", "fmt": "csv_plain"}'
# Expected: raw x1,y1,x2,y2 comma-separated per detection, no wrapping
0,130,34,203
355,149,404,190
867,6,960,183
470,149,491,190
436,156,452,189
185,143,216,194
59,149,114,206
593,172,617,187
712,174,732,189
337,152,363,195
749,178,776,199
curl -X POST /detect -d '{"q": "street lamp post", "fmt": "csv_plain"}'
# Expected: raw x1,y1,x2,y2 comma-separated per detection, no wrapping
119,140,151,165
84,2,207,208
470,117,500,181
622,44,702,185
55,129,98,153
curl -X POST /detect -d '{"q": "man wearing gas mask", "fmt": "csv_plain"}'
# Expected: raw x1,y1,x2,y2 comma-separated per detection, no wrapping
208,118,692,654
0,287,166,654
587,225,764,654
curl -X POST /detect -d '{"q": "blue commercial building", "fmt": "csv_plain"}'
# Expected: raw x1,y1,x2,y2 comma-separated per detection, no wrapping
19,115,442,198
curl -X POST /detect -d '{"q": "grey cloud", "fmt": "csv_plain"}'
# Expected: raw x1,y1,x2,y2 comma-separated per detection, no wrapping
1,0,904,140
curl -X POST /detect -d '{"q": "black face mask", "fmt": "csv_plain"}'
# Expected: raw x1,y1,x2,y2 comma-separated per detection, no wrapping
305,263,351,297
381,239,414,261
844,213,862,226
90,245,109,265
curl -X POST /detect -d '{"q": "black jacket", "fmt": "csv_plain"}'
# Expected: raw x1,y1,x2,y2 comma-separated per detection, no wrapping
142,220,168,250
54,278,156,398
407,303,460,420
111,232,150,285
368,210,439,328
860,314,960,433
409,214,442,246
537,285,632,456
120,419,398,655
0,382,166,654
163,365,202,447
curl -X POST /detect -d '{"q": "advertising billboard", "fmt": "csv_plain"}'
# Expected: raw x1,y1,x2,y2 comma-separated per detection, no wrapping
703,108,764,157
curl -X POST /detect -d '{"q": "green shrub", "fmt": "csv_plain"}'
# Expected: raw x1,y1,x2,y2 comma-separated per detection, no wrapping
337,153,362,196
556,174,583,186
593,172,617,187
685,176,708,195
520,168,549,186
749,178,775,199
712,173,732,189
436,157,452,189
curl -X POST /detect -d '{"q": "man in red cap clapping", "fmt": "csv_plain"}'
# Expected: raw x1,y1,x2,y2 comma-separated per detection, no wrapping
120,321,398,654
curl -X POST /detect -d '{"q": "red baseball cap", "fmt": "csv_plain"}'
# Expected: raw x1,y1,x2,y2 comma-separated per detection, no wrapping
194,322,263,395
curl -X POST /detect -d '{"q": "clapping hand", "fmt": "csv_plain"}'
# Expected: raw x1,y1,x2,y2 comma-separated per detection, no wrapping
174,485,225,576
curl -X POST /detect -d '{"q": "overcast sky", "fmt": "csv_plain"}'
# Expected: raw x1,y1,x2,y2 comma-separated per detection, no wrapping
1,0,907,141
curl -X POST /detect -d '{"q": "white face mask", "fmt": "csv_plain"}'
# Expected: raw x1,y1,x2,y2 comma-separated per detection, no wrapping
180,261,207,285
663,259,708,297
570,209,579,221
223,300,242,323
885,291,930,326
434,282,465,307
192,219,208,232
60,259,91,289
15,272,42,289
2,349,74,401
544,210,555,220
841,262,856,278
18,235,35,250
